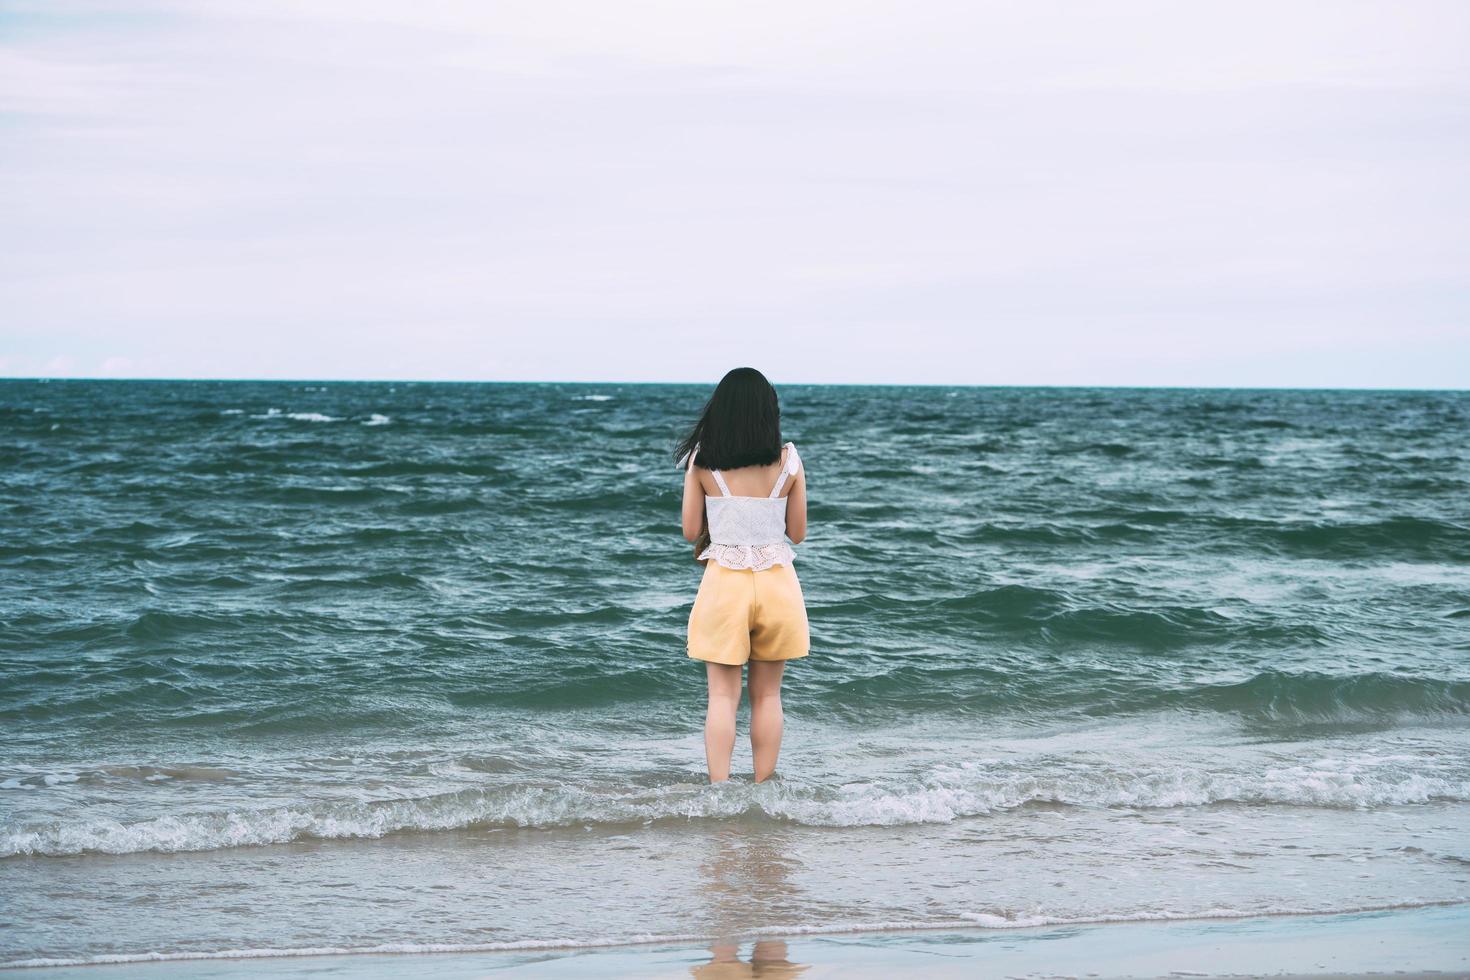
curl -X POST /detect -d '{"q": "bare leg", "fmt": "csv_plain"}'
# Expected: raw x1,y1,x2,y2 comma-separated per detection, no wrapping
704,662,743,783
747,660,786,782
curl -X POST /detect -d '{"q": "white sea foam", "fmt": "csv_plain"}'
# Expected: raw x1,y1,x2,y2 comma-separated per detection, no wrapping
2,772,79,791
219,409,244,415
362,413,391,426
286,412,341,423
5,761,1468,857
2,901,1460,971
2,765,240,792
572,394,614,401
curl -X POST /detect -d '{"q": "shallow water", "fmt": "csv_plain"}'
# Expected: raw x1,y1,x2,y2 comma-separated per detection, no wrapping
2,380,1468,966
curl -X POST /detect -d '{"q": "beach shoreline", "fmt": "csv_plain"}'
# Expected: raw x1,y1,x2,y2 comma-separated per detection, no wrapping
5,903,1467,978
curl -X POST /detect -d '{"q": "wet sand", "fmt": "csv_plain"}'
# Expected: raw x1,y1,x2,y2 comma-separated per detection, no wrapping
7,903,1467,978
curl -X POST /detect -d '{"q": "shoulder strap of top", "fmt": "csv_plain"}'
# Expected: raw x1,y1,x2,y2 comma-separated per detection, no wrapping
688,441,733,497
769,442,800,497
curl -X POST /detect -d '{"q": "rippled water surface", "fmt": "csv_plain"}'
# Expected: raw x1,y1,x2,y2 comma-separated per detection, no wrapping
2,380,1468,967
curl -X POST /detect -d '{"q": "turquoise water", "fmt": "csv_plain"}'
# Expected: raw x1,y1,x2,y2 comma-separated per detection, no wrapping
2,380,1468,967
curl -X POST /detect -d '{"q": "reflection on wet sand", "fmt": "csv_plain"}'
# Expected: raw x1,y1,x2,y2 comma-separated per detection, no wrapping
692,826,810,976
690,939,810,978
696,826,807,933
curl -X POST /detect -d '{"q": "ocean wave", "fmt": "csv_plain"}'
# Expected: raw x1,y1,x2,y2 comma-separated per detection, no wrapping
1178,670,1470,721
265,571,430,594
817,586,1327,649
823,667,1470,724
0,765,242,791
943,522,1095,545
240,409,346,423
1049,442,1138,458
121,608,326,643
342,459,503,478
7,759,1467,857
267,485,408,504
2,901,1463,969
6,658,1465,729
1270,517,1470,560
941,514,1470,561
396,494,489,515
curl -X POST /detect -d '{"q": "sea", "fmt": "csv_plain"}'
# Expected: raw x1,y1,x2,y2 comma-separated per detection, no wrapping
2,379,1468,970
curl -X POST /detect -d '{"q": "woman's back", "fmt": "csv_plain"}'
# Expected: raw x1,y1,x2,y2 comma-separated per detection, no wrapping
695,444,797,499
693,442,802,571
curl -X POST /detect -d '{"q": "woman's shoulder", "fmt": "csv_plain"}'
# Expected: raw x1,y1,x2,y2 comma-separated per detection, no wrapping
781,441,801,475
678,444,707,471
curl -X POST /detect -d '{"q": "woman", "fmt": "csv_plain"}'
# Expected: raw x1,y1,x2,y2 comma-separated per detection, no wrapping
675,367,809,783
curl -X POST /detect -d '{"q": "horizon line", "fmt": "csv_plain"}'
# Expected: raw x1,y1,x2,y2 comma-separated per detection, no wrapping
1,375,1467,393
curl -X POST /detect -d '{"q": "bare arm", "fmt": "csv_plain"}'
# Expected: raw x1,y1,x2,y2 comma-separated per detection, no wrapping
681,459,706,542
785,455,807,545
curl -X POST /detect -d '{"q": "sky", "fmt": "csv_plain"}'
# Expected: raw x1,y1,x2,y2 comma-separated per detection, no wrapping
1,0,1467,387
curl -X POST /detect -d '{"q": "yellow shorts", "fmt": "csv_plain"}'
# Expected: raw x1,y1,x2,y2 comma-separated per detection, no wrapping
687,561,811,666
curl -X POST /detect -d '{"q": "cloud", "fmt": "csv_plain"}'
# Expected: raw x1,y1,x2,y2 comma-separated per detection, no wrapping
0,0,1467,385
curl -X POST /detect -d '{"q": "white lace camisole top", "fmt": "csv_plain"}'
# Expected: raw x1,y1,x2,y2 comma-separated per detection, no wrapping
683,441,802,571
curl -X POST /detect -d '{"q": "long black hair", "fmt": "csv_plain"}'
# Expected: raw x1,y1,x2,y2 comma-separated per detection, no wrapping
674,367,783,471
